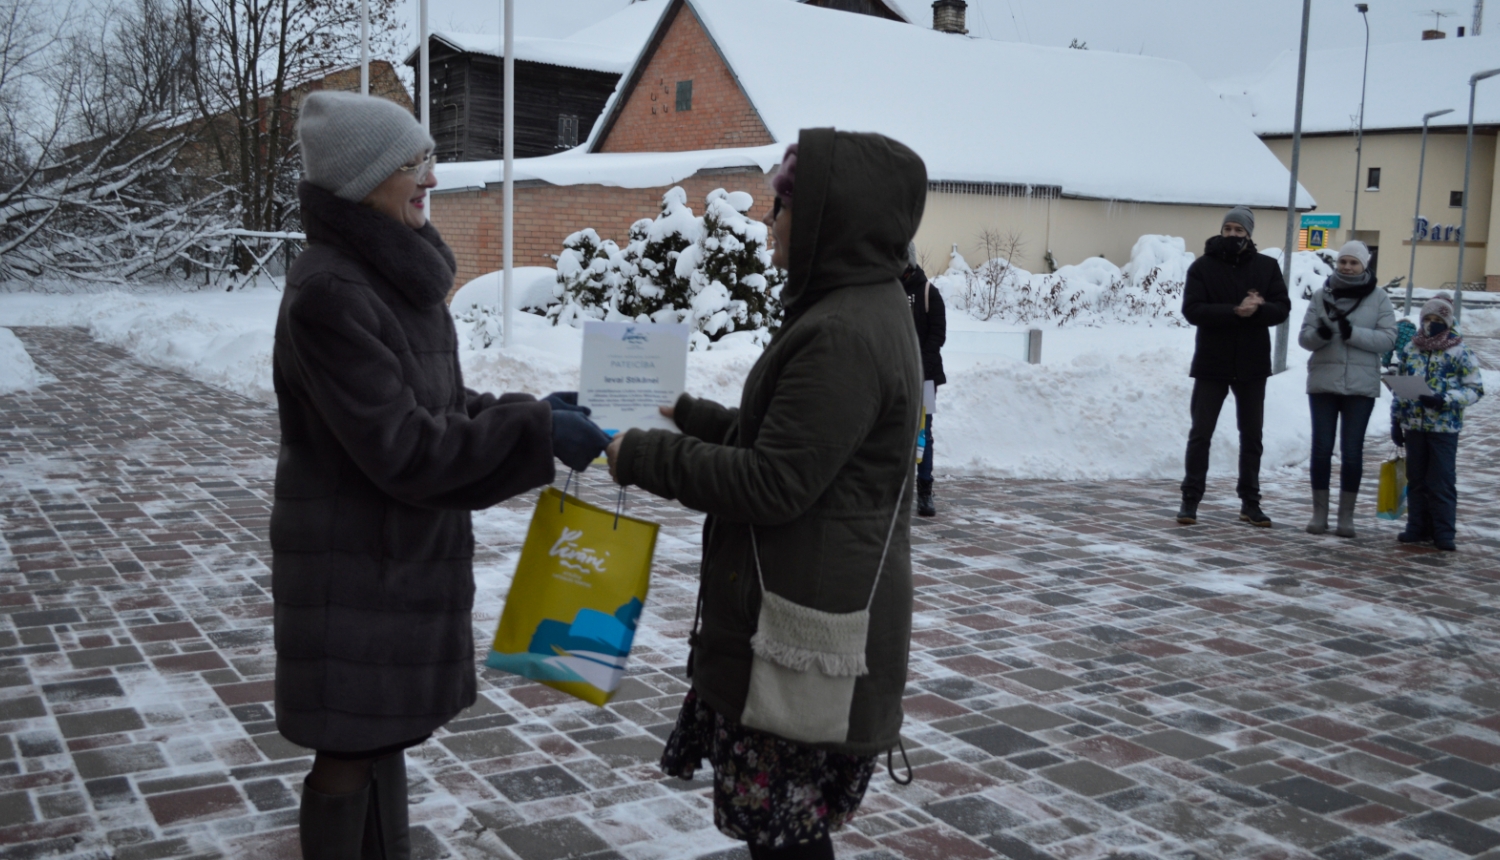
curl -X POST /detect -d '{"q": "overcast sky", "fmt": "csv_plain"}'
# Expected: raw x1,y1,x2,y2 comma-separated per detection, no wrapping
393,0,1492,80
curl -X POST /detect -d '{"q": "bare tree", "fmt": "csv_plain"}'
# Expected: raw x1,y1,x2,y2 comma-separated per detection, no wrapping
180,0,405,245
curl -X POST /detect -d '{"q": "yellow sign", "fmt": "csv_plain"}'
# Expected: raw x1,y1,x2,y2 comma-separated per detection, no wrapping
1307,227,1328,250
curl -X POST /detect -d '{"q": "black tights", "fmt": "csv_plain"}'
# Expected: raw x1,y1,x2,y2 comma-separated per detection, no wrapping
748,838,835,860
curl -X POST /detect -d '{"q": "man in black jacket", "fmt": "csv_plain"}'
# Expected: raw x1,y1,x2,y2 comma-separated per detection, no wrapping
1177,206,1291,528
902,248,946,517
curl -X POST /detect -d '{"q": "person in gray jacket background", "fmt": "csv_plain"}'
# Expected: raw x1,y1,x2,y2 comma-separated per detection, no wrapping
1297,241,1397,537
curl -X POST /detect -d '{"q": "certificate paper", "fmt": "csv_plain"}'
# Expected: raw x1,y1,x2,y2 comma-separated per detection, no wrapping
579,321,691,435
1381,374,1435,400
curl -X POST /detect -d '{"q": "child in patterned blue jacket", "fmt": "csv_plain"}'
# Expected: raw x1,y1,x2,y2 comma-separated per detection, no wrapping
1389,293,1485,551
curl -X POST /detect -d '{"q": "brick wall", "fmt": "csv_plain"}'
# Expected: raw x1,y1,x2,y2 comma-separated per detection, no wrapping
597,3,775,153
429,169,768,293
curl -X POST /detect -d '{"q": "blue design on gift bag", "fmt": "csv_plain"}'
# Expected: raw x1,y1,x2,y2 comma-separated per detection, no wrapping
485,598,643,692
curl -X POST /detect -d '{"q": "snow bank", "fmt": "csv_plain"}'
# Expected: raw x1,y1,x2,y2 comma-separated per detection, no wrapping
450,267,559,313
0,328,40,393
0,259,1394,483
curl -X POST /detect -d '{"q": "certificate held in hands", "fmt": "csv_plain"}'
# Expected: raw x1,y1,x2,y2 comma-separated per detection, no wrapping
1381,374,1435,400
579,321,691,435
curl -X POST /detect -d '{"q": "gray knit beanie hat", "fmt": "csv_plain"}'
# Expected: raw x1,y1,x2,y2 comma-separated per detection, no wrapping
1336,240,1371,268
1222,206,1255,236
1421,291,1455,325
298,91,435,202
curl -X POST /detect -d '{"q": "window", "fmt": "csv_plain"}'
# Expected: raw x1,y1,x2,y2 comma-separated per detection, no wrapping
1366,167,1381,190
1451,190,1464,207
557,114,579,148
675,80,693,112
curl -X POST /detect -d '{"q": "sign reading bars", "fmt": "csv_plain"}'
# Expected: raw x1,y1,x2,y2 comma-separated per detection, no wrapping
579,321,691,436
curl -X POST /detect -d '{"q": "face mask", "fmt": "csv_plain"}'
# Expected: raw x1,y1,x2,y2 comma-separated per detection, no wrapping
1424,320,1449,338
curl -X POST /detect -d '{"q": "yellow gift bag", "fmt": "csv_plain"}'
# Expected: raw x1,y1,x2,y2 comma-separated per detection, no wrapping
486,486,659,705
1376,456,1407,521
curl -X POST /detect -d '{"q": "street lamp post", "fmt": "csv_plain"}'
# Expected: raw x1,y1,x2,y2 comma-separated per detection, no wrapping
1275,0,1314,375
1405,108,1454,315
501,0,515,347
1351,3,1371,232
360,0,370,95
1454,66,1500,325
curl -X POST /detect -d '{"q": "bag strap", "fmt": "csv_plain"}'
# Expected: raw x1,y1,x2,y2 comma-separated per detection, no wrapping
750,474,910,613
923,281,931,314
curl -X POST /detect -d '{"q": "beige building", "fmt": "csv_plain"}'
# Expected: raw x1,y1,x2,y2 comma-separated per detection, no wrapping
1217,35,1500,292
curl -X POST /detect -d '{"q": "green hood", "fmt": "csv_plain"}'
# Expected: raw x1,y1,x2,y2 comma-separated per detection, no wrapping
782,128,928,312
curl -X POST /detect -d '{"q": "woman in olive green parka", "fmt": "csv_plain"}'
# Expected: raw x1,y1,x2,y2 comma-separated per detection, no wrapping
607,128,926,859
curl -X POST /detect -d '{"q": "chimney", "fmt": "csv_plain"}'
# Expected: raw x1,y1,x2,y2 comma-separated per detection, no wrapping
1458,25,1466,36
932,0,968,34
1422,28,1447,39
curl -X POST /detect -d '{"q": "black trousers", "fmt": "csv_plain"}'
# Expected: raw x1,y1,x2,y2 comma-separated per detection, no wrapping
1181,377,1266,504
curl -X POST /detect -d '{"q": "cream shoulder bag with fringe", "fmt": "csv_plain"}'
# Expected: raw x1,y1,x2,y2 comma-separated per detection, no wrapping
740,481,907,745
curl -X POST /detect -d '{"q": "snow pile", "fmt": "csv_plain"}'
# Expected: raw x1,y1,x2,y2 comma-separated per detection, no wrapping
1261,246,1334,299
0,328,40,393
542,187,783,347
935,235,1191,327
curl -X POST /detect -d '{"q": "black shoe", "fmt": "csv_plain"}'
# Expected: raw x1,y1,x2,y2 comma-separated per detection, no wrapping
1397,530,1431,545
916,480,935,517
1434,537,1457,552
1239,501,1272,528
1176,499,1199,525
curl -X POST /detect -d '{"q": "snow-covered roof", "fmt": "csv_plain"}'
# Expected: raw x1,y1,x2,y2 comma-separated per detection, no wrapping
585,0,1311,209
403,30,635,74
434,145,786,193
566,0,675,51
1214,36,1500,136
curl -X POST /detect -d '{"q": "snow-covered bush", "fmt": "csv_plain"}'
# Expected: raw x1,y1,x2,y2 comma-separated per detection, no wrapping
1260,247,1334,299
546,187,784,343
936,234,1194,327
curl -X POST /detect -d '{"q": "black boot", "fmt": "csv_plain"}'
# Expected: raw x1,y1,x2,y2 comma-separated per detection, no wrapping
917,480,935,517
1239,500,1273,528
1175,497,1199,525
300,779,370,860
363,752,411,860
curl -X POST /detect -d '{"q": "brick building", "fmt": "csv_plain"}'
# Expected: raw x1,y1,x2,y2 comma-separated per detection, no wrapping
430,0,1306,293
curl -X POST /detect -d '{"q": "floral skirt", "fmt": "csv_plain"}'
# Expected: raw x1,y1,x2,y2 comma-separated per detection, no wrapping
659,689,877,848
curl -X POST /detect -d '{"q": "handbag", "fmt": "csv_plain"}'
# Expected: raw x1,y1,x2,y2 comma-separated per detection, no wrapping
739,479,908,744
486,480,660,706
1376,454,1407,521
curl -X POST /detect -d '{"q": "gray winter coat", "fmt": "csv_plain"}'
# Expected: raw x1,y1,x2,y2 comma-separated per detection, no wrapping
272,182,555,753
614,128,926,755
1298,281,1397,398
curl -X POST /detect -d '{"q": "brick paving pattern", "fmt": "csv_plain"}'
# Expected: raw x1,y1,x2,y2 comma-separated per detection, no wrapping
0,325,1498,860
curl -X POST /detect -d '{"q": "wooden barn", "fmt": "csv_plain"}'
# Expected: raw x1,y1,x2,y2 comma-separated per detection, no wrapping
405,32,633,161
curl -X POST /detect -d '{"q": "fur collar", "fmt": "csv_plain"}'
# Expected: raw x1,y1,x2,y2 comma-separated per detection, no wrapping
298,180,455,308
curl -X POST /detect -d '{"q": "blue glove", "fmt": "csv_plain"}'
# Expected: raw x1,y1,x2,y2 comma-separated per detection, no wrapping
551,409,611,472
1418,394,1446,411
543,391,590,415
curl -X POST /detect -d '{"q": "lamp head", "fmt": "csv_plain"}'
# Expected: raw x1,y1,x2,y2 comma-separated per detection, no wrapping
1473,67,1500,84
1355,3,1368,12
1425,108,1456,120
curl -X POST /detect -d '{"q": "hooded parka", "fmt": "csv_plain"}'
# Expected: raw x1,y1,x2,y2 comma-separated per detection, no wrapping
1297,279,1398,398
272,182,555,753
614,129,926,755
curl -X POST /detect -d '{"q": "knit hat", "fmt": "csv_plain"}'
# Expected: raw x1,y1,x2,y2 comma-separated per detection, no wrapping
1336,240,1371,268
1421,291,1455,324
298,91,434,202
770,143,798,200
1222,206,1255,236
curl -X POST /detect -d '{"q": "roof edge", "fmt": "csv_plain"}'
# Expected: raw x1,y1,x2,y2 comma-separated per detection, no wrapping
586,0,684,153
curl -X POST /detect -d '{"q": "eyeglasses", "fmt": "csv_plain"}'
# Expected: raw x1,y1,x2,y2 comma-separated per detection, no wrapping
398,153,437,181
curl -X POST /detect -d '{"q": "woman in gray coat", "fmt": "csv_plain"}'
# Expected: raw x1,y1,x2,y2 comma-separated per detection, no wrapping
276,92,608,859
1297,241,1397,537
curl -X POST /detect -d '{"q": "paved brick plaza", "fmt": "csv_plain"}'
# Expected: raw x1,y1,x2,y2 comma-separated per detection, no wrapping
0,325,1498,860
